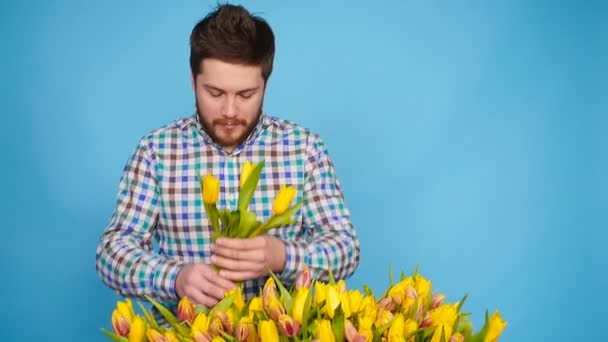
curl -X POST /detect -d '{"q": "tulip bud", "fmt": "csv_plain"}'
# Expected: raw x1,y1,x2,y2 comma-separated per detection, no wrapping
292,288,309,324
272,186,296,215
177,296,195,323
258,320,280,342
164,331,179,342
266,296,287,322
278,314,301,337
111,308,131,337
262,278,277,307
209,316,225,336
202,173,220,204
377,297,396,312
215,311,234,334
316,319,336,342
431,294,445,309
147,329,166,342
128,316,147,342
448,333,465,342
344,319,366,342
388,313,405,342
420,313,432,328
295,266,312,289
235,319,252,342
240,161,254,188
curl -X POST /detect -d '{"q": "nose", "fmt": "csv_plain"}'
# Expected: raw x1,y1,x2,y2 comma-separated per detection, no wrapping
221,95,237,118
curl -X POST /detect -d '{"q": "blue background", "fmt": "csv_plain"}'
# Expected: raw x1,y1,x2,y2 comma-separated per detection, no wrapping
1,0,606,341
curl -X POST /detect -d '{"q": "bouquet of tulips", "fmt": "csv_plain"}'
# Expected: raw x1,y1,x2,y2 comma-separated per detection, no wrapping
199,160,302,242
103,267,506,342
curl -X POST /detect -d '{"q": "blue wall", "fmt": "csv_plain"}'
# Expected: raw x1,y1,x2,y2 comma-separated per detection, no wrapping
2,0,606,340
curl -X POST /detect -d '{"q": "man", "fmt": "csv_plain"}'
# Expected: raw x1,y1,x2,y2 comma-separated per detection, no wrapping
96,4,360,310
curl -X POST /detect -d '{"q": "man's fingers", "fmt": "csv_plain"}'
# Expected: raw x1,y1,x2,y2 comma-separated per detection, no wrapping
218,269,263,282
213,236,267,251
212,255,263,272
201,265,237,292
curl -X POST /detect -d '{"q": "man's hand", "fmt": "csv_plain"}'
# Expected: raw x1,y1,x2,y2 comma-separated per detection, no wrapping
211,235,286,282
175,264,236,308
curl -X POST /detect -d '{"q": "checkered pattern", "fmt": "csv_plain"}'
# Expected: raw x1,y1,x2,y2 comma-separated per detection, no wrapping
96,113,360,308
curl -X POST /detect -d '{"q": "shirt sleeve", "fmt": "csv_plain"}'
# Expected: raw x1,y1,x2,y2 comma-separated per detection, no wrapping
95,138,186,302
279,133,361,283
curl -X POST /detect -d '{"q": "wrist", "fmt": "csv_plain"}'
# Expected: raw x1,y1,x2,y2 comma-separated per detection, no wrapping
269,236,286,272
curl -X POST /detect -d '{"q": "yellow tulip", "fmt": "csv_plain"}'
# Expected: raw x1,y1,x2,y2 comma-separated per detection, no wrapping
240,161,254,188
226,287,245,311
375,309,394,328
414,275,432,303
292,288,309,324
295,266,312,289
146,329,165,342
429,304,459,342
388,278,413,305
248,296,263,319
348,290,364,314
388,314,405,342
202,173,220,204
358,316,374,342
404,318,418,337
111,299,135,337
192,312,210,341
278,314,301,337
164,331,179,342
316,319,336,342
212,337,226,342
314,281,327,304
127,316,146,342
449,333,465,342
325,285,341,318
340,291,352,318
483,311,507,342
177,296,195,323
272,185,296,215
235,317,253,342
258,320,279,342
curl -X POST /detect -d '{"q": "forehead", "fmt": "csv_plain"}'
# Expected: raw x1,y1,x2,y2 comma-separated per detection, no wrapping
198,58,264,91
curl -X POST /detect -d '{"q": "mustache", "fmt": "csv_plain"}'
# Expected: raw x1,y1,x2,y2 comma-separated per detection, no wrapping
212,118,246,126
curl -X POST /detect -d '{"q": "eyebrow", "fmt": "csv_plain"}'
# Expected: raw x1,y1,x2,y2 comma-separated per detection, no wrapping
203,84,260,93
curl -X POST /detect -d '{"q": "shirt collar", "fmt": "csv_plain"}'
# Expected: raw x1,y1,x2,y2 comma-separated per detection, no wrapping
193,112,269,154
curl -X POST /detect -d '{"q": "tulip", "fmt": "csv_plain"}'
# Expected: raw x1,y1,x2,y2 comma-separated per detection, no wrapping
262,278,277,308
414,275,432,303
240,161,254,188
316,319,336,342
429,304,459,342
248,296,263,319
226,287,245,310
292,288,309,324
127,316,146,342
266,296,287,321
449,333,465,342
164,331,179,342
235,318,252,342
375,309,394,327
431,294,446,309
388,314,405,342
278,314,301,337
215,311,234,334
295,266,312,289
272,185,296,215
202,173,220,204
483,311,507,342
314,282,327,305
111,299,135,337
177,296,195,323
348,290,364,314
324,285,341,318
258,320,279,342
404,318,418,336
344,319,367,342
358,316,374,342
377,297,396,312
192,313,211,342
146,329,166,342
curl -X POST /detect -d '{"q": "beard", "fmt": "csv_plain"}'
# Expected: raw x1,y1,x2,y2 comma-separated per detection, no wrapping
195,100,263,150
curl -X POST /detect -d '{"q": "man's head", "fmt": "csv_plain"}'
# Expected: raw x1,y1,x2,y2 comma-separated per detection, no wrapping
190,4,275,151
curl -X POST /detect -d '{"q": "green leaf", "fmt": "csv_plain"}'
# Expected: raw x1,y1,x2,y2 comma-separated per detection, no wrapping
236,210,262,238
456,293,469,312
137,302,160,331
388,264,394,286
209,296,234,318
455,315,474,340
224,210,241,237
101,329,128,342
362,284,374,297
331,307,345,342
195,304,210,315
218,209,230,229
269,271,293,305
255,201,303,235
145,296,189,336
238,160,265,212
328,268,336,286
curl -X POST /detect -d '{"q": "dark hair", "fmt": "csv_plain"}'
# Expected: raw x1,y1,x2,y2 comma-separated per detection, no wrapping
189,4,275,81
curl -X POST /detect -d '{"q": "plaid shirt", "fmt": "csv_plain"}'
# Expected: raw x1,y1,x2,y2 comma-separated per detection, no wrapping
96,113,360,306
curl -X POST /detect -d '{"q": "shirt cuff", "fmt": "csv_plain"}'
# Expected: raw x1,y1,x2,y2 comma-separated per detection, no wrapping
152,259,187,301
278,239,308,284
